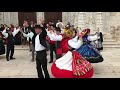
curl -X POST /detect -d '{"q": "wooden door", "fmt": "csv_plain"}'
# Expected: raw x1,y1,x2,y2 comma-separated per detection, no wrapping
44,12,62,24
18,12,37,26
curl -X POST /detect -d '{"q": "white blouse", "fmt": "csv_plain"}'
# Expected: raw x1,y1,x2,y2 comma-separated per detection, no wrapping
2,28,20,38
87,34,100,41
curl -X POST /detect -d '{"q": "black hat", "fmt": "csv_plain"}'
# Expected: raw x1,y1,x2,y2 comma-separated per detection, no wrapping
50,24,56,28
55,27,61,32
6,28,11,33
34,25,42,29
28,26,32,30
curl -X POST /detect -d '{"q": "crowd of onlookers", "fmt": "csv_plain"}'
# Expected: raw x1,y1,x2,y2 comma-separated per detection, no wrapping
0,20,75,46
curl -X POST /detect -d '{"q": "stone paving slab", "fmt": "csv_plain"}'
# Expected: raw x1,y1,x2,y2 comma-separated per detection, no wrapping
0,47,120,78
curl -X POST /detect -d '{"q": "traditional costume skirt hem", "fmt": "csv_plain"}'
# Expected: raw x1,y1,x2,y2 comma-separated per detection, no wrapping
0,45,5,55
84,56,103,63
97,47,103,51
51,62,94,78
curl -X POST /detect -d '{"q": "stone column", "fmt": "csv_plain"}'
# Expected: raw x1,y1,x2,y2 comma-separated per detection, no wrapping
3,12,11,25
70,12,76,25
103,12,109,34
70,12,75,25
62,12,67,25
74,12,78,28
67,12,70,23
36,12,44,24
95,12,104,33
10,12,18,25
77,12,86,32
2,12,19,26
62,12,74,26
0,12,4,24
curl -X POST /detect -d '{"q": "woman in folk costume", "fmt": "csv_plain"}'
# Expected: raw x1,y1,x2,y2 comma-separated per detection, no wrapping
76,28,104,63
46,24,57,63
47,27,73,59
92,28,103,51
0,32,5,55
51,34,94,78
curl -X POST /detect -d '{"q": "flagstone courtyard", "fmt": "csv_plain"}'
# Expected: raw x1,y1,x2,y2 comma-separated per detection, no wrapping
0,45,120,78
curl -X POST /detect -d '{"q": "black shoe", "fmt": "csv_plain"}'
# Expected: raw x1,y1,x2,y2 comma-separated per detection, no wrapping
49,61,53,63
31,59,34,62
6,58,9,61
10,57,16,60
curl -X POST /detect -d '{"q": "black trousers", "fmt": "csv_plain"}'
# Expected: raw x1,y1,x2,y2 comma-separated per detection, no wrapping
56,48,62,59
50,43,57,62
56,54,62,59
6,44,14,59
36,50,50,78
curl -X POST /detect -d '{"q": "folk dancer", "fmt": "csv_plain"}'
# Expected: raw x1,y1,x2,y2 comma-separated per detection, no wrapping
51,33,94,78
2,27,21,61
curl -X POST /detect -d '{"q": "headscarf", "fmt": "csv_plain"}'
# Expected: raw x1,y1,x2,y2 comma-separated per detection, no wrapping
81,28,90,37
64,29,73,38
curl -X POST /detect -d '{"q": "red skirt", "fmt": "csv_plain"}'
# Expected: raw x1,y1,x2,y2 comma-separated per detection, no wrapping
51,62,94,78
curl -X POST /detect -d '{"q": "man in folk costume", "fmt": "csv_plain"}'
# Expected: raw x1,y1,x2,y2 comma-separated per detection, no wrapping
0,32,5,55
22,27,35,62
22,20,29,46
39,19,48,41
46,24,57,63
2,27,21,61
51,33,94,78
56,20,64,33
0,24,5,32
47,27,73,59
32,25,50,78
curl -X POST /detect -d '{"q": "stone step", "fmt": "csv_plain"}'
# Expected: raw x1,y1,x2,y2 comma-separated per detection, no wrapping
104,46,120,48
14,46,120,50
104,40,116,42
4,45,29,50
103,43,120,45
15,48,29,50
12,42,120,50
103,44,120,48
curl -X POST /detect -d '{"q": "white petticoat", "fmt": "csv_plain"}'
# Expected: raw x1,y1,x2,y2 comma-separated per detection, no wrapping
55,51,73,71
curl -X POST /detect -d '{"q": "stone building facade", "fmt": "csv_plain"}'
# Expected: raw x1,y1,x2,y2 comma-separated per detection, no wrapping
0,12,120,36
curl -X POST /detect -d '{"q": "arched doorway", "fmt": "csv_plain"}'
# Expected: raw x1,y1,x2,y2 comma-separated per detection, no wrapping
18,12,37,26
44,12,62,24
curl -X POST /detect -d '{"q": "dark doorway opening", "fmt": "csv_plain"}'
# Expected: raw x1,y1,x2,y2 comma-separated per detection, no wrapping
18,12,37,26
44,12,62,24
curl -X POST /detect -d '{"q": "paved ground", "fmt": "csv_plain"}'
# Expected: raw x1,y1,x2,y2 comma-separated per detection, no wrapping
0,45,120,78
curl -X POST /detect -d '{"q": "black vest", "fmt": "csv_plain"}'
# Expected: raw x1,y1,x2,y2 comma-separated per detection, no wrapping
32,33,48,50
56,41,61,49
7,34,15,45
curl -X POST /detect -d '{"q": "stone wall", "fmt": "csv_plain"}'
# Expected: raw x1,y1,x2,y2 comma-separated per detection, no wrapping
1,12,120,37
0,12,44,26
36,12,44,24
66,12,104,34
62,12,76,25
0,12,18,26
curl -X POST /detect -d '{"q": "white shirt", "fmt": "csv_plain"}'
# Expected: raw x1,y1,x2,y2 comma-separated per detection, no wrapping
23,31,34,41
35,34,45,51
61,29,64,34
56,22,64,27
87,34,100,41
68,36,83,49
47,31,62,41
2,28,20,38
